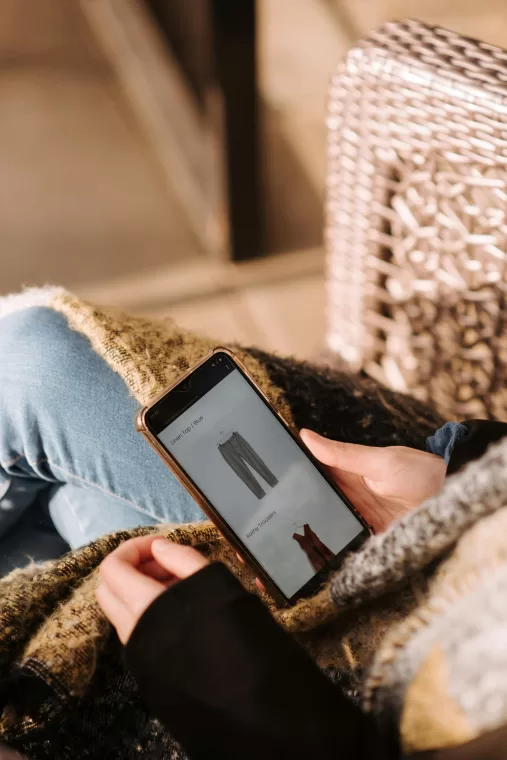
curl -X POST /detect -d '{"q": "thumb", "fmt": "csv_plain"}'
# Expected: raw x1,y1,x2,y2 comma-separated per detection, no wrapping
300,429,390,479
151,539,209,579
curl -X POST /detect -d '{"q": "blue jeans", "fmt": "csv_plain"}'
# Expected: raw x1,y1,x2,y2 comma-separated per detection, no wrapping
426,421,467,464
0,306,204,553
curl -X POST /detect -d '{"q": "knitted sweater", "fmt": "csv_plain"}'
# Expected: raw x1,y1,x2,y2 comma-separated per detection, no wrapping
0,288,505,758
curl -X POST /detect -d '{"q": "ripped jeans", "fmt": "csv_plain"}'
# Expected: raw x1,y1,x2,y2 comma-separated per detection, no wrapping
0,305,204,557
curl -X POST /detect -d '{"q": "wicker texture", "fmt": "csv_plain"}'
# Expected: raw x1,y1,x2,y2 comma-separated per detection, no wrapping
326,19,507,419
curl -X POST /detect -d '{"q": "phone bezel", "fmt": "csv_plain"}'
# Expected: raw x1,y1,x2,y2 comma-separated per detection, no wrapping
136,347,372,606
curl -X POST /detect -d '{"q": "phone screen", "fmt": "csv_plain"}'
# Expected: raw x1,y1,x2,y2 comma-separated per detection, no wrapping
147,353,367,601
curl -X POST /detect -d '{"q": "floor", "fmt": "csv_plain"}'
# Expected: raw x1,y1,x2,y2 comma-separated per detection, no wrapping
0,0,325,359
0,0,203,294
79,245,326,359
2,0,507,361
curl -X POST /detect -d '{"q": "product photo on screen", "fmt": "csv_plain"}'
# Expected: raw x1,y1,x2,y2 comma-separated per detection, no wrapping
217,430,278,499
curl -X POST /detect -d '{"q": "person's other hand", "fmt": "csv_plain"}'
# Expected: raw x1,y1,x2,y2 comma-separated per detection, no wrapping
300,429,446,533
96,536,208,644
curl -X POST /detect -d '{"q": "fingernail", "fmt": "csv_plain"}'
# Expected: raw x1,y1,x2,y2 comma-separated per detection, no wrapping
300,429,321,443
152,538,171,552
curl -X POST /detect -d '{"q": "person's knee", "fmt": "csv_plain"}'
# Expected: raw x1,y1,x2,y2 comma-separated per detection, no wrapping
0,302,133,434
0,306,83,409
0,303,129,466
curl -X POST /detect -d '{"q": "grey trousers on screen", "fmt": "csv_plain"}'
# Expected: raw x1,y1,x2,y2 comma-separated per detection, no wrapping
218,432,278,500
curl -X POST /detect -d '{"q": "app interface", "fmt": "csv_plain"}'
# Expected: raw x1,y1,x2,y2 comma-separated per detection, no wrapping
158,368,363,598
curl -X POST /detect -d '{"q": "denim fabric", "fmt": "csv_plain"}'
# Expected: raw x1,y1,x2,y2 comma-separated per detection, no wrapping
0,307,204,551
426,421,468,464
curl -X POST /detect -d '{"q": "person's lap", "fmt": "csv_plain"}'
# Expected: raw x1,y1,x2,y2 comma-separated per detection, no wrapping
0,299,461,575
0,305,204,560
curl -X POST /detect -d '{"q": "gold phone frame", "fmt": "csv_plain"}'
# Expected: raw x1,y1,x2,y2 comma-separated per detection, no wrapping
136,347,371,605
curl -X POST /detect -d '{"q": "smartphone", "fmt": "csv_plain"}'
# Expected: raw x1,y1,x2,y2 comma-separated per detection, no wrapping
136,348,371,605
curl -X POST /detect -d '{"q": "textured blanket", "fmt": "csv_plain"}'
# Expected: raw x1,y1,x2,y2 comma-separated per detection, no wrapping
0,289,506,758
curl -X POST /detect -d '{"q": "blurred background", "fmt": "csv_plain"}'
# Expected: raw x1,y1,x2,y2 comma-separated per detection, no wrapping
1,0,506,361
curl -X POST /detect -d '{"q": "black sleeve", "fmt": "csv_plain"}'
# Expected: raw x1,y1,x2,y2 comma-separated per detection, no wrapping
447,420,507,475
125,562,388,760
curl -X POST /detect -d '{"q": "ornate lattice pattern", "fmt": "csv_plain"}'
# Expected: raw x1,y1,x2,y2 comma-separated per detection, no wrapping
326,19,507,419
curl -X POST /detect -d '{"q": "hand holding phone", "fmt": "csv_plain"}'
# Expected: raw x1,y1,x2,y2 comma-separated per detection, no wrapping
300,430,447,533
137,349,371,605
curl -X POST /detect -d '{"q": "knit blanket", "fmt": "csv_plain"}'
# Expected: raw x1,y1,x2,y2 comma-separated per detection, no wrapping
0,289,505,758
